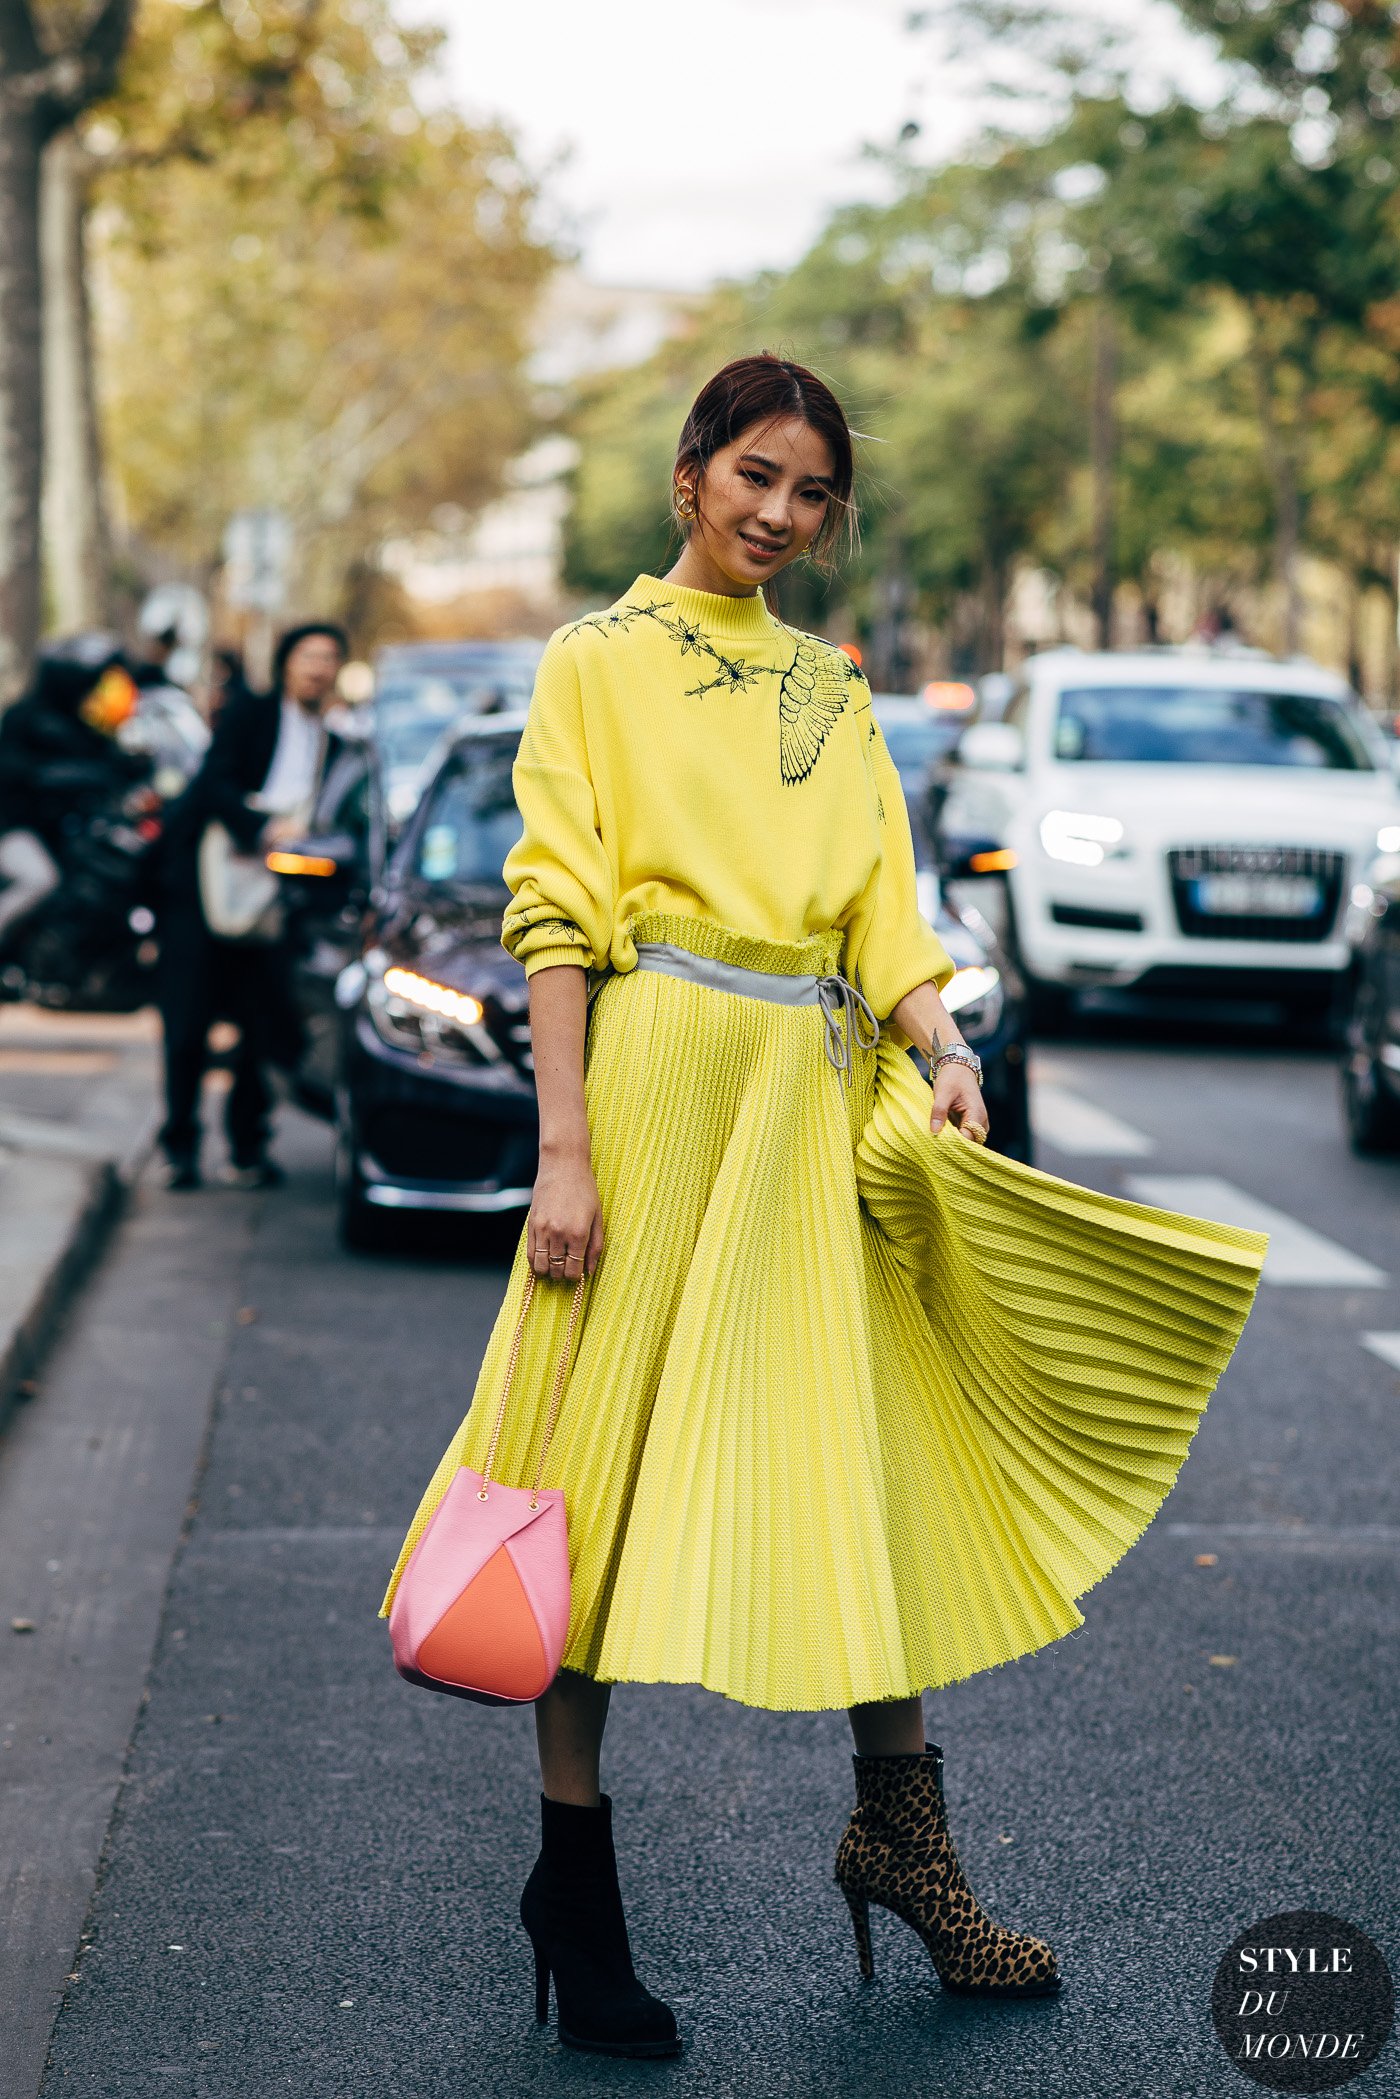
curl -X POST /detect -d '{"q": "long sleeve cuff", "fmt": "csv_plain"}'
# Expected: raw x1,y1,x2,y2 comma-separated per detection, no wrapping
501,897,597,976
864,924,955,1026
522,946,595,979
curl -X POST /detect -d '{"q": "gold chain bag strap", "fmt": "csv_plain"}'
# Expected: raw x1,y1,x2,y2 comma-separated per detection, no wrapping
388,1273,586,1705
478,1271,586,1506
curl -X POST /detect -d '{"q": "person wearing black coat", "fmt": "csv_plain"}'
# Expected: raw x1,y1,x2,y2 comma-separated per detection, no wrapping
155,621,348,1189
0,635,150,944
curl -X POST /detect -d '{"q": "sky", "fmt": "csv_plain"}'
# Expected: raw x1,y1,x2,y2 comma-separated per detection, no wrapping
417,0,1222,291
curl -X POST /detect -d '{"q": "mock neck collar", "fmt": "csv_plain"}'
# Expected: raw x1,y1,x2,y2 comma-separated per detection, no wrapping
628,573,777,643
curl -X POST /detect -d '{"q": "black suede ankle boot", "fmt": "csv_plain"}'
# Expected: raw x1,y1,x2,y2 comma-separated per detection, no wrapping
519,1793,681,2057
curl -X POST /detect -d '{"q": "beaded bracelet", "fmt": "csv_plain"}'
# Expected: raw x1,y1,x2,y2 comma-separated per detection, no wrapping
930,1039,984,1084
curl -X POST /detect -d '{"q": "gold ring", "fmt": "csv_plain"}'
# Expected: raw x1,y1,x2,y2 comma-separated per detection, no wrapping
960,1121,988,1146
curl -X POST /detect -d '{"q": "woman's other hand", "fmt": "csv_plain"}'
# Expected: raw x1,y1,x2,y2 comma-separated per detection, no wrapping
930,1061,989,1144
891,980,991,1145
528,1141,605,1281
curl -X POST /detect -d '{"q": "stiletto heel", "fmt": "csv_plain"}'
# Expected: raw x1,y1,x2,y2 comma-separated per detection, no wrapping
844,1888,875,1980
518,1794,681,2056
834,1744,1060,1998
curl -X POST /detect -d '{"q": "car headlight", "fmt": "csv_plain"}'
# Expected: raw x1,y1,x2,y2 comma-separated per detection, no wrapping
1039,810,1126,866
1378,824,1400,853
940,962,1004,1041
365,963,497,1061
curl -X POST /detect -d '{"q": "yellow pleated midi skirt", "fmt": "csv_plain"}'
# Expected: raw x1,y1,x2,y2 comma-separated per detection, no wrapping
377,912,1267,1712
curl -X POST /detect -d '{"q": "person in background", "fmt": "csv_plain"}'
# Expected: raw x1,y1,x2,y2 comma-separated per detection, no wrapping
130,622,182,691
155,621,348,1190
0,634,149,946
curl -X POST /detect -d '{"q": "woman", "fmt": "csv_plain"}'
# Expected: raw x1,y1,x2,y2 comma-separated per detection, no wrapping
379,356,1265,2059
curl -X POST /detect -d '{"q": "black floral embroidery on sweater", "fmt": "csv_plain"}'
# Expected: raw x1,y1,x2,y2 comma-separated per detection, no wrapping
568,600,865,786
684,651,766,697
505,901,589,949
576,599,773,690
568,603,658,640
568,598,776,700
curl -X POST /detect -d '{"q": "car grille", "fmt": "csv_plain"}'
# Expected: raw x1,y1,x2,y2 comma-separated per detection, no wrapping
1050,902,1145,933
1167,845,1345,943
362,1107,523,1184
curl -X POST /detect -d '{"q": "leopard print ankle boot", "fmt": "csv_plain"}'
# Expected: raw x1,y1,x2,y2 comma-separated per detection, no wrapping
833,1743,1060,1997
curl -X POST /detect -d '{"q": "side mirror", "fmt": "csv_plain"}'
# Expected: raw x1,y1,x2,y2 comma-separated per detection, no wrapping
956,722,1024,772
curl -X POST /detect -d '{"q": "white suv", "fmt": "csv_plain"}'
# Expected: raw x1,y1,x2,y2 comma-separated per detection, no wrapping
936,647,1400,1020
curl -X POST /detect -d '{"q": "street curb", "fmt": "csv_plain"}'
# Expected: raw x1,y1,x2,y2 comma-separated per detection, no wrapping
0,1111,159,1445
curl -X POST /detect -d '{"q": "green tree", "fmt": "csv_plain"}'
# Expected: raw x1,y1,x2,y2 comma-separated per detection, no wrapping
93,4,556,639
934,0,1400,653
44,0,342,628
562,0,1400,678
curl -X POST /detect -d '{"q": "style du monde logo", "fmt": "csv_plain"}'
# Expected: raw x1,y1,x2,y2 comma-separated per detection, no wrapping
1211,1911,1394,2091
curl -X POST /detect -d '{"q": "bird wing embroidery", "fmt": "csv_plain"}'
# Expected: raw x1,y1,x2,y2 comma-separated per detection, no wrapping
777,638,851,785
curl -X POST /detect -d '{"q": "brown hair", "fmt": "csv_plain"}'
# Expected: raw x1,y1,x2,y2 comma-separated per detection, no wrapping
673,353,857,573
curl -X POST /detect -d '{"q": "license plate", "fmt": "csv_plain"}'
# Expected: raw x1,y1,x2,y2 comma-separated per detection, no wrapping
1192,873,1322,917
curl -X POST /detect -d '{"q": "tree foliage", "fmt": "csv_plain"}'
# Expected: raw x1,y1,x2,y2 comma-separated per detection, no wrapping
564,0,1400,685
89,0,557,631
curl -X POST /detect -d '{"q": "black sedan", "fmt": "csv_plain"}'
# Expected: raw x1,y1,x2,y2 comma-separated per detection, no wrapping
331,717,536,1247
1340,830,1400,1152
315,715,1031,1248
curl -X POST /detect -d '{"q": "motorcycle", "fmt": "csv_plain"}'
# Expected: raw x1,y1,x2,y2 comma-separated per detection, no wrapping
0,785,165,1012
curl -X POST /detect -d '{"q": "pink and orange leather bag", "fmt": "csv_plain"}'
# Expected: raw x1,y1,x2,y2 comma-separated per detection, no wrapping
389,1272,585,1705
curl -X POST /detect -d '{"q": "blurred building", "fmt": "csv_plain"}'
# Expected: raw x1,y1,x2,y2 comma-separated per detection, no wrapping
380,273,694,639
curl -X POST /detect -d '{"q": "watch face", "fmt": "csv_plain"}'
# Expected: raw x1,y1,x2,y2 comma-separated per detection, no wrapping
936,1045,981,1078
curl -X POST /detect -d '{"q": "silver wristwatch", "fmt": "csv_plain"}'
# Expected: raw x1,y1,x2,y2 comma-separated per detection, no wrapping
930,1040,984,1084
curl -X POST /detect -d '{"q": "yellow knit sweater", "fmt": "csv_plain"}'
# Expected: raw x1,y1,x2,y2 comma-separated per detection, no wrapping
501,573,954,1018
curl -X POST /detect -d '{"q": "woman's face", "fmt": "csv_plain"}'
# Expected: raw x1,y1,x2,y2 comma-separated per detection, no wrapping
680,416,835,590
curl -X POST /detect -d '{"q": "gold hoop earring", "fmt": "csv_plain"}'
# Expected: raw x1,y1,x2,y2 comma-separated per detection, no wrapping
675,486,695,520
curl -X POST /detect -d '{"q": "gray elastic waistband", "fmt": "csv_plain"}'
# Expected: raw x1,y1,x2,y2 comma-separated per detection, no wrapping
633,941,823,1005
631,940,879,1080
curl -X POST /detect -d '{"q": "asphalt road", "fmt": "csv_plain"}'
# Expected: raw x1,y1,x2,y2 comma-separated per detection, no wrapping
14,1025,1400,2099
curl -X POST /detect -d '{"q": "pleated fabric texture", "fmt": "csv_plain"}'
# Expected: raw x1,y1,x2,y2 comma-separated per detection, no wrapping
377,913,1267,1712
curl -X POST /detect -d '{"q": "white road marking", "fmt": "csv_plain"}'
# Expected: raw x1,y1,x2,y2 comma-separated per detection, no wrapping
1029,1083,1157,1157
1164,1522,1400,1543
1123,1175,1389,1288
1361,1333,1400,1372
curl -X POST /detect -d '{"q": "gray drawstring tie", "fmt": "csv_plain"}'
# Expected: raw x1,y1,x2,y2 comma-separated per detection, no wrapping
817,972,880,1083
630,939,881,1083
